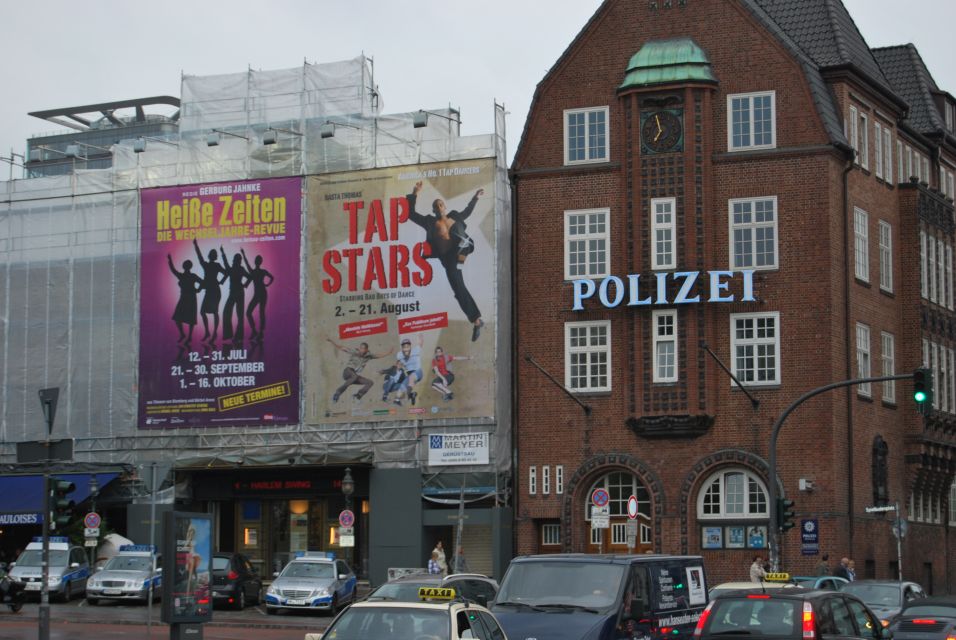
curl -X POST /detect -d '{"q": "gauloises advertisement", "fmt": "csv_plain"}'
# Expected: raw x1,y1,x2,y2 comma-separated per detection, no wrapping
306,160,496,423
139,177,300,429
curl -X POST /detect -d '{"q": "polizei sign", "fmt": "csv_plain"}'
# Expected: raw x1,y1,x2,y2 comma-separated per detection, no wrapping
572,270,756,310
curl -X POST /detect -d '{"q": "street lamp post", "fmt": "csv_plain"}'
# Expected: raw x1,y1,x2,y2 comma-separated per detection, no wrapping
87,476,99,567
341,468,354,566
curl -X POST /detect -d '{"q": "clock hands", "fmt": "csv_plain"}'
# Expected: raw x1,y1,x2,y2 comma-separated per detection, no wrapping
654,115,663,142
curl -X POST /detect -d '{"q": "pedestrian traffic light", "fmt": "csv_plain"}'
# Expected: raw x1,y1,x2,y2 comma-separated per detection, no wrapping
49,477,75,530
913,368,933,413
776,497,796,533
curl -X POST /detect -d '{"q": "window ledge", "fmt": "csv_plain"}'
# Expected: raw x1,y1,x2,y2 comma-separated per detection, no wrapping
854,277,872,288
879,287,895,298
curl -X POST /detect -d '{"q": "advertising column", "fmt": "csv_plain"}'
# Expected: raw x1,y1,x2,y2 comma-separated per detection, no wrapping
139,178,301,428
162,511,213,638
305,160,497,424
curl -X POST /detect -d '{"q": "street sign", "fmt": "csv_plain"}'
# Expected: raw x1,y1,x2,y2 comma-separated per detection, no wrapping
591,505,609,529
338,526,355,547
892,519,908,539
625,520,638,547
865,505,896,513
339,509,355,528
84,527,100,538
591,488,609,507
627,495,638,519
84,512,101,529
15,438,74,463
84,539,97,547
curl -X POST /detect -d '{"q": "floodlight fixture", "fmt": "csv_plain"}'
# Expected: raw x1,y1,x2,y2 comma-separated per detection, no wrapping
320,120,363,139
206,128,250,147
133,136,179,154
262,126,303,146
65,141,111,158
413,108,461,129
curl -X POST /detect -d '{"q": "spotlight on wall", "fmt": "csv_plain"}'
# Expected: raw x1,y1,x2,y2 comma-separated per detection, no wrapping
261,127,303,146
133,138,147,153
413,109,460,129
206,132,221,147
320,122,336,139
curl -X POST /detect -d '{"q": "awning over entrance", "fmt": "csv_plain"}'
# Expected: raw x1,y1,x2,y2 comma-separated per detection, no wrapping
0,473,118,524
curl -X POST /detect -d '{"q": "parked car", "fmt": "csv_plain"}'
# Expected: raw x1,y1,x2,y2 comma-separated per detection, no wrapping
842,580,927,626
305,586,508,640
265,554,356,615
211,552,262,610
708,580,799,600
889,596,956,640
9,536,89,602
366,572,499,605
695,587,888,640
791,575,850,591
86,544,161,605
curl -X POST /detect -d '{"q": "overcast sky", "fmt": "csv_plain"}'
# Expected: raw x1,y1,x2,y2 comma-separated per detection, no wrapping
1,0,954,171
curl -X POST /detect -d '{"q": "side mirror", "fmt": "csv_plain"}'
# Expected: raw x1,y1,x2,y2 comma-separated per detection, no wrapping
70,562,80,569
8,563,14,569
95,566,103,572
157,567,163,573
273,571,280,578
338,573,348,580
628,599,646,621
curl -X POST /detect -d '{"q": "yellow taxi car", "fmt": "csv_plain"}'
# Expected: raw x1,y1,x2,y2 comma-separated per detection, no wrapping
305,587,507,640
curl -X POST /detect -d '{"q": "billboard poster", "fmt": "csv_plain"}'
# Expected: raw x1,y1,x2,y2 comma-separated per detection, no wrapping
161,511,212,624
139,178,301,429
427,432,490,466
306,159,496,423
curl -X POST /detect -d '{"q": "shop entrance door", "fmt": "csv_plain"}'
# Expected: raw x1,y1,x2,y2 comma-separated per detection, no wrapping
584,471,653,553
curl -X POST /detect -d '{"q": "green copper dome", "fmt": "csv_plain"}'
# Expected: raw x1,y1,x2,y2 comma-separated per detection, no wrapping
619,38,717,90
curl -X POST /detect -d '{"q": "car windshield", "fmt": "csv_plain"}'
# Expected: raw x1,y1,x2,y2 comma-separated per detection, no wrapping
496,561,625,609
212,557,231,571
369,581,437,601
707,598,797,637
843,584,902,607
103,556,152,572
280,562,334,579
325,607,449,640
17,550,68,567
902,604,956,617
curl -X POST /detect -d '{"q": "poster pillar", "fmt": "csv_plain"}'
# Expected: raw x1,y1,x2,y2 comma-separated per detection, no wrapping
162,511,213,640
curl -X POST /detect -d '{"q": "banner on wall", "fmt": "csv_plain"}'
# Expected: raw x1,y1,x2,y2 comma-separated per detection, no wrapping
306,159,496,423
139,177,301,429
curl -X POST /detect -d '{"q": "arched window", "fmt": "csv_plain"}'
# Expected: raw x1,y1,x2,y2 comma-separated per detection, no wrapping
585,472,650,519
697,469,768,519
697,468,769,550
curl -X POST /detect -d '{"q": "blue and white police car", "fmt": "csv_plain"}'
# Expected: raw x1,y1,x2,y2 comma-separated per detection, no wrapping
85,544,161,605
266,553,356,615
9,536,90,601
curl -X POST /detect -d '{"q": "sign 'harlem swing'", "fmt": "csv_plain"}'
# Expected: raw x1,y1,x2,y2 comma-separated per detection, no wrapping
571,270,757,310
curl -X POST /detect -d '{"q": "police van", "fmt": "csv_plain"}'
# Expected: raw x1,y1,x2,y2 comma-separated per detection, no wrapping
492,554,709,640
9,536,90,601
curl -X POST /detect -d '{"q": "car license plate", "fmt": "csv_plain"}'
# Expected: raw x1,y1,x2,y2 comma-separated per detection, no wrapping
287,598,307,606
25,582,40,591
104,589,122,595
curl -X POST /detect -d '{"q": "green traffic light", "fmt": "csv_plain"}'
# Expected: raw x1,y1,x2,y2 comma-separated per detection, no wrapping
915,390,927,402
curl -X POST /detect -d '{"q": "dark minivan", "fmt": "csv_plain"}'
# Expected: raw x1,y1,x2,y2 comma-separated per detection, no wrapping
492,554,709,640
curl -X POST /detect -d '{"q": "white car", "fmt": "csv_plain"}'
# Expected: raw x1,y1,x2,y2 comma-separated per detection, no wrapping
86,545,161,605
9,537,90,602
265,554,356,614
306,586,508,640
708,580,799,600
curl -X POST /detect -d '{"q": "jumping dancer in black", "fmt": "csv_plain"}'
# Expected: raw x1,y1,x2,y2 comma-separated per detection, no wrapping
167,254,202,344
193,239,226,343
219,246,249,342
241,248,274,341
406,181,486,341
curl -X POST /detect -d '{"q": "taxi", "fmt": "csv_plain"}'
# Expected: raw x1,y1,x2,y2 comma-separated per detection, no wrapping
305,586,509,640
85,544,161,605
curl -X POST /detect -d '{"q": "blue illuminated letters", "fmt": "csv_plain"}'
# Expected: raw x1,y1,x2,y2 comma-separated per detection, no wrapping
572,270,756,311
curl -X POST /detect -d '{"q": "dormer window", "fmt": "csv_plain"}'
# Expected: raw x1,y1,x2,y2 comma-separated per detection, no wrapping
946,101,956,133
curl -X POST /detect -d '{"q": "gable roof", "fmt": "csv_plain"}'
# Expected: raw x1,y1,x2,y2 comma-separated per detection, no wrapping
872,45,944,135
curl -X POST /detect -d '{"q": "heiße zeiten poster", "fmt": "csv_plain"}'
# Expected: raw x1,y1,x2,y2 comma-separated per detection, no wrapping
306,159,496,423
139,177,301,429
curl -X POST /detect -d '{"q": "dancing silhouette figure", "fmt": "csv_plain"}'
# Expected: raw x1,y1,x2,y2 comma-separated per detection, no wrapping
193,239,226,343
241,248,274,341
167,254,202,344
219,246,249,342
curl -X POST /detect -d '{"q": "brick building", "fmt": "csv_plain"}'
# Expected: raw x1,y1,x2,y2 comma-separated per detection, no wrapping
512,0,956,591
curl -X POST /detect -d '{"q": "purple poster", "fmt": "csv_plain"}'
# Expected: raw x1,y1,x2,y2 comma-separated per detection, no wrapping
139,178,301,429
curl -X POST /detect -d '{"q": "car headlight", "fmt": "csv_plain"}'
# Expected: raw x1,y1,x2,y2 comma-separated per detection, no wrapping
87,580,98,588
313,588,329,598
49,577,61,585
267,585,278,595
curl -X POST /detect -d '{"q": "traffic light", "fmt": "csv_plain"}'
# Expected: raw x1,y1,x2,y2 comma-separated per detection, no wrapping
913,368,933,413
49,477,75,530
776,497,796,533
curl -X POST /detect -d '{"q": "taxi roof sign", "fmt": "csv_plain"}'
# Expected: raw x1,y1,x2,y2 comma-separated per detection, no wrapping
765,572,791,582
418,586,456,601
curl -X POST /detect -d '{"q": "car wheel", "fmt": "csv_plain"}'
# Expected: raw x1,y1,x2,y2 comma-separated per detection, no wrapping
254,585,262,605
86,598,98,606
10,600,23,613
61,581,72,603
330,595,338,615
235,589,246,610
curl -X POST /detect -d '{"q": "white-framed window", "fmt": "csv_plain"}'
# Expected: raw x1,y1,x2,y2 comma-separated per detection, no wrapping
948,245,954,310
878,220,893,292
949,481,956,525
610,523,628,545
564,107,609,165
905,145,914,180
950,348,955,412
728,91,776,151
938,238,946,305
542,465,551,495
641,523,652,544
849,106,859,157
948,172,955,201
929,234,938,303
730,312,781,386
923,157,931,183
884,128,893,182
565,321,611,392
653,310,678,383
591,527,603,545
556,465,564,494
874,121,883,178
941,346,950,414
854,207,869,281
697,468,769,519
729,196,778,270
940,166,947,196
564,208,609,279
585,472,651,521
882,332,895,403
542,523,561,546
932,342,940,410
650,197,676,270
908,491,915,522
859,112,869,170
529,466,537,495
856,323,871,398
897,140,904,182
920,230,928,299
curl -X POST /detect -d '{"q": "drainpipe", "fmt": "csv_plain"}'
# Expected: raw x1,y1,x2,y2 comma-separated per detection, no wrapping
509,169,519,560
841,144,855,552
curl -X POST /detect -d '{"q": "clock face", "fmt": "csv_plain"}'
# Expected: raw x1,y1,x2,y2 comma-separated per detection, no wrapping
641,110,683,153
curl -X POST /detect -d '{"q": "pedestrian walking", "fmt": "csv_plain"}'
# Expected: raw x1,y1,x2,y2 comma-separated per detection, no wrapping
833,557,851,580
452,546,470,574
815,553,830,576
427,551,442,575
432,540,448,577
847,559,856,581
750,555,767,583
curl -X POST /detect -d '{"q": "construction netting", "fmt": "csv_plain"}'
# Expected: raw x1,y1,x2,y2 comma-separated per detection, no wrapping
0,56,511,472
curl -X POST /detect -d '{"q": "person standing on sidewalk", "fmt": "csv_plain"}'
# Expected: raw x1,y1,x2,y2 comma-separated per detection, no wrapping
750,555,767,583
